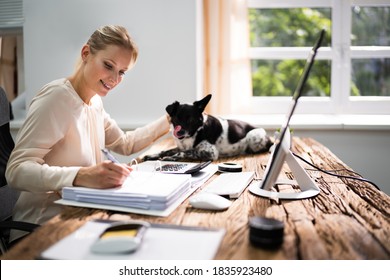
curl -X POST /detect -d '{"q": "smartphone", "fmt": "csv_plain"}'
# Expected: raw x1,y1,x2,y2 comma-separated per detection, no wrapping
90,221,150,254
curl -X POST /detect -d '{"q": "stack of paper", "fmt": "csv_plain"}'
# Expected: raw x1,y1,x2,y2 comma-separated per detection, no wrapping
62,172,191,211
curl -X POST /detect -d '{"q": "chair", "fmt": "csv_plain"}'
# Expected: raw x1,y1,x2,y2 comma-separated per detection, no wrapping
0,87,39,254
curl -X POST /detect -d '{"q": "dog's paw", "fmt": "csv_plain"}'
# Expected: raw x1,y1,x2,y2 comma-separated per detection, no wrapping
246,128,274,154
142,153,162,161
159,151,189,161
161,155,182,161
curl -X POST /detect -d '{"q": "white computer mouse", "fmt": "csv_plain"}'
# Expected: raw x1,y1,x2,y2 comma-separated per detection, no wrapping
189,192,232,210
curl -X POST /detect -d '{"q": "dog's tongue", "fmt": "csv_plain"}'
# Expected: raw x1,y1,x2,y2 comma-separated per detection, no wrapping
173,125,182,138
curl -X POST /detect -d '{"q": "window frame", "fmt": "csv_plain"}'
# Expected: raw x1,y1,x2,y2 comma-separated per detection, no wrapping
0,0,23,35
247,0,390,115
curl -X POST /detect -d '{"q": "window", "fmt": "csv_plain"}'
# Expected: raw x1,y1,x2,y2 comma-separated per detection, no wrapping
248,0,390,115
0,0,24,104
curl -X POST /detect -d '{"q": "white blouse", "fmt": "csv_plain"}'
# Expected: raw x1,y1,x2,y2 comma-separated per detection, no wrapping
6,78,169,240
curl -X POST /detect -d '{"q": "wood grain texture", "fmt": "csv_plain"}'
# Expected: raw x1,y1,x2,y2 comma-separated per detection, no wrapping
2,137,389,260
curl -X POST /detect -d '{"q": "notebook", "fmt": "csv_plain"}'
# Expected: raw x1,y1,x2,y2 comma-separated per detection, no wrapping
57,171,191,216
56,164,218,217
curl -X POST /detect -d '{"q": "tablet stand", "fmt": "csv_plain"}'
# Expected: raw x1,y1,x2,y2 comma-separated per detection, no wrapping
249,129,320,200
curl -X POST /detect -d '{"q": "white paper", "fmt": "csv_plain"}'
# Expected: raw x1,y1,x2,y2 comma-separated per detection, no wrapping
40,220,225,260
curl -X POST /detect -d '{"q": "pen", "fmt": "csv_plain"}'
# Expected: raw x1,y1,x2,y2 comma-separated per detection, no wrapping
101,148,120,163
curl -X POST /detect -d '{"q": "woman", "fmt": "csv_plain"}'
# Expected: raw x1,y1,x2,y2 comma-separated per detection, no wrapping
6,25,170,241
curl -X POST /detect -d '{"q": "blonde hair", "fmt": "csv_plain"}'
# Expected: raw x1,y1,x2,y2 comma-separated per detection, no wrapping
87,25,138,64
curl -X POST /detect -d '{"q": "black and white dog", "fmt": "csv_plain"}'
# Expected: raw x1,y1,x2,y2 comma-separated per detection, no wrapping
144,94,272,161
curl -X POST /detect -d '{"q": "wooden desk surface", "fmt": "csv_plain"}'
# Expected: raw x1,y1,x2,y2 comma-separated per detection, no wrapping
2,137,389,260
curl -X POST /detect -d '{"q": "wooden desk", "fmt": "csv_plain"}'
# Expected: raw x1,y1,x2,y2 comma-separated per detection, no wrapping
2,137,389,260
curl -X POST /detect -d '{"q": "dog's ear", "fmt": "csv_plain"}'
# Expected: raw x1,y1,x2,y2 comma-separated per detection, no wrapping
166,101,180,116
194,94,212,112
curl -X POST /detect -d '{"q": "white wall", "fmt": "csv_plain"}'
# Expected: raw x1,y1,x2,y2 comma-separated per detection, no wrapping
23,0,200,127
295,130,390,195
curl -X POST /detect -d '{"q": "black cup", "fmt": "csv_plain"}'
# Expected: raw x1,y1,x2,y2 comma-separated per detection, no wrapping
249,216,284,249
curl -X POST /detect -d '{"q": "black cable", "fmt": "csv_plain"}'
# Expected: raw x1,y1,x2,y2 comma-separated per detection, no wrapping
292,152,381,191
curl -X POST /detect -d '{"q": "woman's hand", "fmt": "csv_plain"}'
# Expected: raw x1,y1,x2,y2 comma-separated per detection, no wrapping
73,161,132,189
